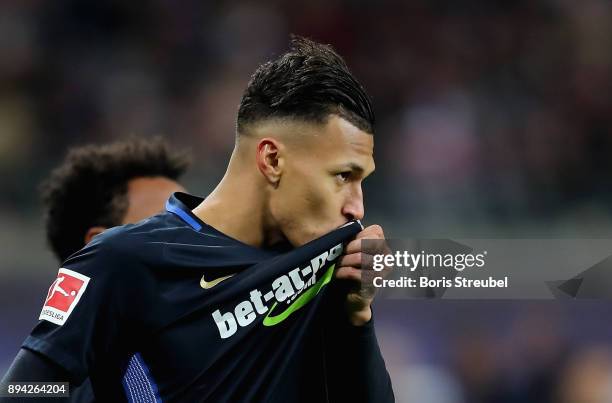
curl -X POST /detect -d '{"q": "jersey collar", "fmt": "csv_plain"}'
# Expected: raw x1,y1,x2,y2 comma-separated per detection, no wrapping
165,192,293,256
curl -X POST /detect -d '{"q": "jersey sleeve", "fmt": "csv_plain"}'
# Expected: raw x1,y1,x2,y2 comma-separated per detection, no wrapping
323,284,395,403
21,230,150,384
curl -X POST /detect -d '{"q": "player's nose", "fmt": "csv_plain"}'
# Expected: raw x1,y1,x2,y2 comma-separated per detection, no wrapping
342,187,364,222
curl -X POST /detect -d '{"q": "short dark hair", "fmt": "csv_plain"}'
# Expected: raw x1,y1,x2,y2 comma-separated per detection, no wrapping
237,36,374,135
41,137,190,262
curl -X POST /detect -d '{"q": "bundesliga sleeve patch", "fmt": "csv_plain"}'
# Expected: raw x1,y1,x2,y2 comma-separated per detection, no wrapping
39,268,90,326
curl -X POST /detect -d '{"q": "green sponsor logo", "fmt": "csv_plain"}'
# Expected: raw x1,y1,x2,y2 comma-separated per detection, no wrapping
263,264,335,326
212,243,343,339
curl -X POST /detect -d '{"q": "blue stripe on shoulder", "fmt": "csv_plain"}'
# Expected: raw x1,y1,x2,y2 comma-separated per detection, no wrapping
166,199,202,231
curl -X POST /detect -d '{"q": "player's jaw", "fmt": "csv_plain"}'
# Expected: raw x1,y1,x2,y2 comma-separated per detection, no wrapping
269,118,372,247
268,166,357,247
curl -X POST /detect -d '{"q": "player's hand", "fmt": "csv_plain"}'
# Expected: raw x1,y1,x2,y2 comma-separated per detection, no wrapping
335,224,391,326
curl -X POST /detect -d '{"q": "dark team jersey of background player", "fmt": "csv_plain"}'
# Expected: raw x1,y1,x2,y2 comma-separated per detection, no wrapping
22,193,394,402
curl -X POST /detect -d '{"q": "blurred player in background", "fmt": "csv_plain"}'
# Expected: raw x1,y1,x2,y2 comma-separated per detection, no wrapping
43,137,189,263
1,38,393,402
40,138,189,402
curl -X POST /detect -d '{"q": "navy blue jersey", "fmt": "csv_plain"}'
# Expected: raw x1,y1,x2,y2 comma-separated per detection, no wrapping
23,193,394,402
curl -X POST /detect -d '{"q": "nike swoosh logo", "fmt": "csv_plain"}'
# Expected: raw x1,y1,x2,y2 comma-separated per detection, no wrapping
200,273,235,289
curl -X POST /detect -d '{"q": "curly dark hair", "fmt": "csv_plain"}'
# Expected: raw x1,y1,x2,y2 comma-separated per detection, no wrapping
237,36,374,136
41,137,190,262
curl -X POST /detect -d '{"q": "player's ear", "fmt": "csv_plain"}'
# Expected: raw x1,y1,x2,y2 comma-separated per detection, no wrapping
255,138,284,187
84,226,107,244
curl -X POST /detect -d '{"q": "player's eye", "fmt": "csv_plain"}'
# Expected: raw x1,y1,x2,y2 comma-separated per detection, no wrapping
336,172,351,183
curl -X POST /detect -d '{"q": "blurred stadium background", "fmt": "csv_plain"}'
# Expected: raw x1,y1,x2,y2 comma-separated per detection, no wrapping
1,0,612,402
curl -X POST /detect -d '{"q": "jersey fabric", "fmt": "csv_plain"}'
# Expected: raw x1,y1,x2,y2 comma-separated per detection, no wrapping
23,192,394,402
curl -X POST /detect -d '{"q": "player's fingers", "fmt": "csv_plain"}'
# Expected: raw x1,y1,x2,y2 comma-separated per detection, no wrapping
356,224,384,240
344,238,362,254
345,225,389,256
334,266,362,282
338,253,377,270
345,238,389,257
338,252,364,268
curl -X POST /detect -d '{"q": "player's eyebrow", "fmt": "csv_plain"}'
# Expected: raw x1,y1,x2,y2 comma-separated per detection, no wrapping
339,162,375,177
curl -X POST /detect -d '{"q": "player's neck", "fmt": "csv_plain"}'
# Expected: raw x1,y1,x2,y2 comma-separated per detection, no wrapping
192,171,284,249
